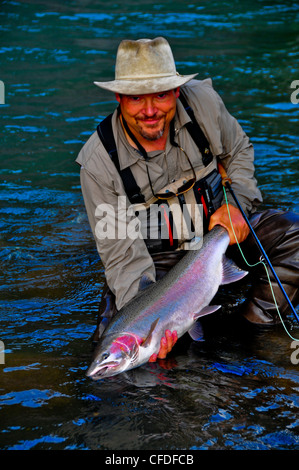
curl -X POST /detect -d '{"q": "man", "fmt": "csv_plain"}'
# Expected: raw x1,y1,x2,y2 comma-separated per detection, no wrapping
77,37,299,360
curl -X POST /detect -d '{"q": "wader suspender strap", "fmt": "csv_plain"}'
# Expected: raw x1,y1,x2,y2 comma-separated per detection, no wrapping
96,96,214,204
97,114,145,204
178,92,213,167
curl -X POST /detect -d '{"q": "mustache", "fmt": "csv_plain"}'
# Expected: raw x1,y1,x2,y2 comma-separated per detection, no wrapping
136,114,164,122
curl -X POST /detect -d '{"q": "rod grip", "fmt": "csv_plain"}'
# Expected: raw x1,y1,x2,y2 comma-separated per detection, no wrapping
217,162,232,186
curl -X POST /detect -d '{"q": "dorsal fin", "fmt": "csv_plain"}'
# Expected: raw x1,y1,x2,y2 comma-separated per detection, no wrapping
139,274,155,291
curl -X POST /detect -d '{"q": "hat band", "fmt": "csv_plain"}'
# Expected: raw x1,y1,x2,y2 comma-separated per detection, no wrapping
116,72,178,81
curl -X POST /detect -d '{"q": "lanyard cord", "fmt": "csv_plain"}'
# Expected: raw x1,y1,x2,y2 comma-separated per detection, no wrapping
121,116,182,198
120,115,156,197
121,115,150,161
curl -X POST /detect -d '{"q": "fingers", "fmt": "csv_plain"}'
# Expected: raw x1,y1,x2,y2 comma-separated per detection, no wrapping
148,353,158,363
208,204,249,245
158,330,178,358
148,329,178,362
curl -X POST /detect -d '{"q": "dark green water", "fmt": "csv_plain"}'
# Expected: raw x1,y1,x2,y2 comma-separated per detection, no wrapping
1,0,299,451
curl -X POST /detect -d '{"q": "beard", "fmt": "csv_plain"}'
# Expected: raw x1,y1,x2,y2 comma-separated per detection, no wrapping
136,116,166,141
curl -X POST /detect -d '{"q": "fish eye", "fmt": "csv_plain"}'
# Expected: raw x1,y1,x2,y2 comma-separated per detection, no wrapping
102,352,109,361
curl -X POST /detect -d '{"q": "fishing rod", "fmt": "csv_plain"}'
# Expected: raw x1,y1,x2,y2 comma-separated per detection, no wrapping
217,162,299,325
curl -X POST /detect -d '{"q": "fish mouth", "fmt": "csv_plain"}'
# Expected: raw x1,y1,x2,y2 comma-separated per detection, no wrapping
86,360,122,380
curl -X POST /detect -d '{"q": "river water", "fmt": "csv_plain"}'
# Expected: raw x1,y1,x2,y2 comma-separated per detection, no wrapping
1,0,299,452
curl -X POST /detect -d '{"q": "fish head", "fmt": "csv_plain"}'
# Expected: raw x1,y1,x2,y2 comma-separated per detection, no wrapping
86,333,142,380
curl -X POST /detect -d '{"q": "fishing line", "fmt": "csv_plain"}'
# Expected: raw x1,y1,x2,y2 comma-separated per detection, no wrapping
222,186,299,342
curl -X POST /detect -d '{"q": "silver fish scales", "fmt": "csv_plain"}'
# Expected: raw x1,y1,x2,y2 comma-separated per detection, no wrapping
86,226,247,379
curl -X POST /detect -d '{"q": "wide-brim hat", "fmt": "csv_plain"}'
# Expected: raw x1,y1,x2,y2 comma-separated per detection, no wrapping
94,37,198,95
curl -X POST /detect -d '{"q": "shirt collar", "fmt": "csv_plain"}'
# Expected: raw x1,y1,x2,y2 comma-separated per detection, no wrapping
174,96,193,132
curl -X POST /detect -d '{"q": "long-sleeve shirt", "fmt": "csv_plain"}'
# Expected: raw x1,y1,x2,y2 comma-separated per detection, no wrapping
76,78,263,309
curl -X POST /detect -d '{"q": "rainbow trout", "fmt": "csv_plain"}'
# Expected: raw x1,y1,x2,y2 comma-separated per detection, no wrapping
86,226,247,379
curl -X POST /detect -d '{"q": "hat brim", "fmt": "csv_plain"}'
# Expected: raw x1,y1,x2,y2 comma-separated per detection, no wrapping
94,73,198,95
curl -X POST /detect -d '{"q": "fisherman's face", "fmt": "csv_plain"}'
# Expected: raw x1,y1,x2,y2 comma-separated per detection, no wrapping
116,88,180,143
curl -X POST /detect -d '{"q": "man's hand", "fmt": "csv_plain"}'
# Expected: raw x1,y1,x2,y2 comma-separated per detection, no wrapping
149,329,178,362
208,203,250,245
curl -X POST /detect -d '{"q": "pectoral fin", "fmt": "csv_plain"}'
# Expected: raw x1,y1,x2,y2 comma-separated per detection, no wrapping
221,256,248,285
141,318,159,348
